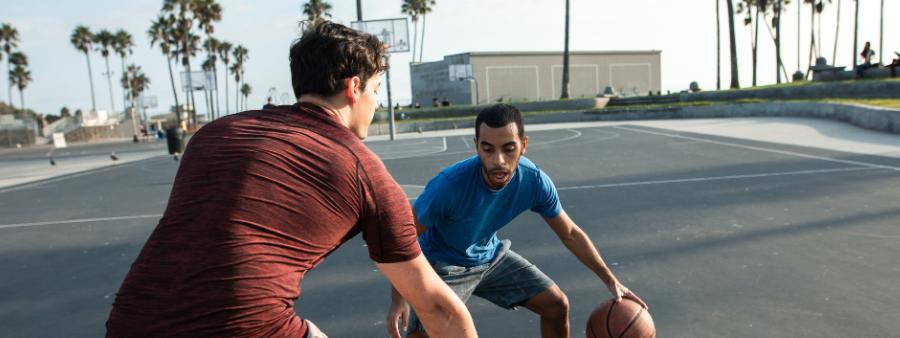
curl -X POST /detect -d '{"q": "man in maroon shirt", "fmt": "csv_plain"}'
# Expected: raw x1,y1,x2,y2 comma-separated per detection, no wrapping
106,22,476,338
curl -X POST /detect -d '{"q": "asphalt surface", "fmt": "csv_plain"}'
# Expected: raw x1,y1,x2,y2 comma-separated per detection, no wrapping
1,121,899,337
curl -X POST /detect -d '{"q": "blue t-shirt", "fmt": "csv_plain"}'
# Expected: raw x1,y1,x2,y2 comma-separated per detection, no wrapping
414,155,562,267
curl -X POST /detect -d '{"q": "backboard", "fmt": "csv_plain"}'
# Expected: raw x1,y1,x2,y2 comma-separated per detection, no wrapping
351,18,410,53
449,64,473,81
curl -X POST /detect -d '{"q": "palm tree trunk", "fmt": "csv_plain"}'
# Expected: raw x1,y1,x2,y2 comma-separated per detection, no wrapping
185,62,197,125
726,0,740,89
166,55,182,130
19,87,24,110
753,5,760,87
879,0,884,64
561,0,570,99
235,78,240,113
120,57,128,113
419,15,427,62
717,0,722,89
806,4,816,78
411,19,418,63
833,0,842,64
85,53,97,112
852,0,859,68
203,88,210,122
776,0,783,83
223,63,229,115
104,56,116,113
213,65,220,119
6,59,11,108
797,0,802,71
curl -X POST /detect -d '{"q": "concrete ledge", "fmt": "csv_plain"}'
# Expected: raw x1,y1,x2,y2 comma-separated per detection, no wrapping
369,102,900,136
586,102,900,134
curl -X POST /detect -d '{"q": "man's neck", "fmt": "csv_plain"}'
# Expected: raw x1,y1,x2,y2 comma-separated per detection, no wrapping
298,95,351,128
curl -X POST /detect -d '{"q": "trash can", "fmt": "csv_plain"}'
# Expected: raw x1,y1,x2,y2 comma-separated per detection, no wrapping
164,127,183,155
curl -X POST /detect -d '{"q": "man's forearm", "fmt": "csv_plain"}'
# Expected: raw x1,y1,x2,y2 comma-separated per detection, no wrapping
412,288,477,338
561,227,617,285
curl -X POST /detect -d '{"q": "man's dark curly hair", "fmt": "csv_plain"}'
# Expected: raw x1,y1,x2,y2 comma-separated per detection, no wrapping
290,21,388,98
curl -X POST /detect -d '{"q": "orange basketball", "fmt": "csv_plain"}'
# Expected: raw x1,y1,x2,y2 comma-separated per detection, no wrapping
586,298,655,338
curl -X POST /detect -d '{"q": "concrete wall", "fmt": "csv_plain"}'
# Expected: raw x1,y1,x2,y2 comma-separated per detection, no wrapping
409,54,473,108
64,118,138,143
411,51,661,106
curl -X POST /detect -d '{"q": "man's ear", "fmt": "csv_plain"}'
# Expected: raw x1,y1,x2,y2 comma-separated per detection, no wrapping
345,76,362,105
521,135,528,155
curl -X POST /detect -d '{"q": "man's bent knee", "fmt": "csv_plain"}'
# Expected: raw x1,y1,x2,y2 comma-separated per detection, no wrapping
525,285,569,319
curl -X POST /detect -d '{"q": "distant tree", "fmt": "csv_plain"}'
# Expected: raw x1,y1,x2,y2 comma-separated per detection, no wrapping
416,0,436,62
1,23,20,106
231,45,248,112
303,0,332,25
240,83,251,111
71,25,97,112
195,0,222,118
60,106,71,117
149,14,182,130
401,0,420,60
114,29,134,112
10,63,32,110
94,29,117,112
218,41,233,115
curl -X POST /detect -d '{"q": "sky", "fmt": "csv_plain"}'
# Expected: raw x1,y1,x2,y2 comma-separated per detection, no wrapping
1,0,897,117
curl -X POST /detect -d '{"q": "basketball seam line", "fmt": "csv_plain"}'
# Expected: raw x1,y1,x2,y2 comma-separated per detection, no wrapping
606,301,616,338
618,307,644,338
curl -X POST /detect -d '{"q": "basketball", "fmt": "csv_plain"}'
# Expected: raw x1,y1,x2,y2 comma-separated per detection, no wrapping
586,298,655,338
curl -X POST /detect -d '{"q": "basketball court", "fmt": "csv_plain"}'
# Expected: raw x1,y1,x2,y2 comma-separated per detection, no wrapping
1,117,899,337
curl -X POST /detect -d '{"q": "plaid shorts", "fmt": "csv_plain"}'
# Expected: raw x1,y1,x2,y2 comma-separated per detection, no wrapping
408,240,555,333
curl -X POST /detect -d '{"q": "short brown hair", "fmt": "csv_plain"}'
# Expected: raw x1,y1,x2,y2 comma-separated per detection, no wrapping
290,21,387,98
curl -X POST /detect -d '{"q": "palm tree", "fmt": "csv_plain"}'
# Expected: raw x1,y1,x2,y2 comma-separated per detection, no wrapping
401,0,420,60
416,0,436,62
114,29,134,113
9,64,31,110
203,37,221,119
195,0,222,119
122,64,150,139
240,83,251,111
1,24,20,106
94,29,117,113
774,0,786,83
560,0,570,99
163,0,200,125
726,0,741,88
8,52,27,109
716,0,722,89
149,15,183,130
71,26,97,112
218,41,232,115
303,0,333,24
231,45,247,113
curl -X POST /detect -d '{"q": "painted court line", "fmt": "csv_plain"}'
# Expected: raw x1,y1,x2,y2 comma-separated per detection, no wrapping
0,214,163,230
557,167,876,191
0,155,166,194
614,126,900,172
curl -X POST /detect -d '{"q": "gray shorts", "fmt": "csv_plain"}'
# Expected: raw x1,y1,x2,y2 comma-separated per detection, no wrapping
407,240,555,333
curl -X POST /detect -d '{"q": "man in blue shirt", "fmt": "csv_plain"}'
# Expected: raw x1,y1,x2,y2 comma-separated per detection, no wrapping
386,104,647,338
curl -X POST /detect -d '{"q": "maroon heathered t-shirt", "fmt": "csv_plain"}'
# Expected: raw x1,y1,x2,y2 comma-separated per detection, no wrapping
106,103,421,337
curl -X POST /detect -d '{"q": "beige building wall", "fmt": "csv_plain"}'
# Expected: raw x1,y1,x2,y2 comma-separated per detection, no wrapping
467,51,661,103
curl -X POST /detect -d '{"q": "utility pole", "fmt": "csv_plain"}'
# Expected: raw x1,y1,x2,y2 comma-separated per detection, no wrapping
560,0,570,99
356,0,363,21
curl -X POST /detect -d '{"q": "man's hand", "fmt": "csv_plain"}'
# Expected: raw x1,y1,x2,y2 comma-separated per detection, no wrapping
386,290,411,338
606,279,648,309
